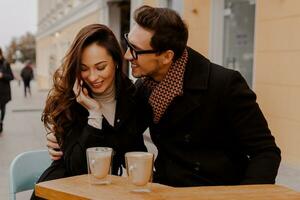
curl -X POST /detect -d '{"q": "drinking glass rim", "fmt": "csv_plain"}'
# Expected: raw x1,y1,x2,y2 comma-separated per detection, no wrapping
86,147,113,153
125,152,154,158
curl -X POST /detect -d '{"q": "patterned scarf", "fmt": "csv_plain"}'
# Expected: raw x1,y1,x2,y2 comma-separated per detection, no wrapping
143,49,188,123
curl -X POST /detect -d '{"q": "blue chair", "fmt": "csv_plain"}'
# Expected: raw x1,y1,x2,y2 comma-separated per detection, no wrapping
9,149,52,200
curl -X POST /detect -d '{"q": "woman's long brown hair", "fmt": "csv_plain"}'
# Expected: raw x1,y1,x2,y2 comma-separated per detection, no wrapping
42,24,124,145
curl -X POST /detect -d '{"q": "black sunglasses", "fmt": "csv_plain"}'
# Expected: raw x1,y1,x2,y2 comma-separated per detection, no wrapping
123,33,158,60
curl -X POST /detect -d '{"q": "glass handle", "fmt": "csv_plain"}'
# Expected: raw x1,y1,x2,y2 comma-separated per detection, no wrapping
129,164,136,175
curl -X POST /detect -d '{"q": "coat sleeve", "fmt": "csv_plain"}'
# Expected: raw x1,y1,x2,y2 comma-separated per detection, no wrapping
30,159,68,200
224,70,281,184
134,79,152,134
63,124,108,176
31,68,34,79
1,62,14,81
35,159,68,182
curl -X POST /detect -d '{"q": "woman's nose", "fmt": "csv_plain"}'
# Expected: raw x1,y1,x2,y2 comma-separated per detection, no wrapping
87,71,97,82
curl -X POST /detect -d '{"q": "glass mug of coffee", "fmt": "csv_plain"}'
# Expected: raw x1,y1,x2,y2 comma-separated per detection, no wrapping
125,152,154,192
86,147,113,184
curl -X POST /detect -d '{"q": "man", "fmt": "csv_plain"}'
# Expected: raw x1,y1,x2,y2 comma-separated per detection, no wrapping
47,5,281,187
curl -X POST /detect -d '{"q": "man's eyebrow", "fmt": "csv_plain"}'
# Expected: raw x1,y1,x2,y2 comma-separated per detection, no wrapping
130,42,142,50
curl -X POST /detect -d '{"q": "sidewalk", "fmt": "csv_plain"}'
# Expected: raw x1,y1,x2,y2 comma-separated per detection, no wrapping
0,80,49,199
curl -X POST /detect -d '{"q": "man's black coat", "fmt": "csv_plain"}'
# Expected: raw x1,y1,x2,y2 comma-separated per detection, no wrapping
136,47,281,187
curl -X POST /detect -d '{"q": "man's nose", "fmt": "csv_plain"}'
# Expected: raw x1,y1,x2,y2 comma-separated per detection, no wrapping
124,48,133,60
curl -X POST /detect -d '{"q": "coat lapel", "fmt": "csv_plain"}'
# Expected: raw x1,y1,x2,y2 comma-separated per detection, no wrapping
114,75,136,129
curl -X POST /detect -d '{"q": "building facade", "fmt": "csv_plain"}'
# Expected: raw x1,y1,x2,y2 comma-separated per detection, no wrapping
36,0,132,88
36,0,300,172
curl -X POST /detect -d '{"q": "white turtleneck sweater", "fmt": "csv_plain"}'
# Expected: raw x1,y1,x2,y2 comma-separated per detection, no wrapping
88,82,116,129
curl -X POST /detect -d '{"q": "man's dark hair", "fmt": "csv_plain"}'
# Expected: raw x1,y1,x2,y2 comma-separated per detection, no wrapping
134,5,188,60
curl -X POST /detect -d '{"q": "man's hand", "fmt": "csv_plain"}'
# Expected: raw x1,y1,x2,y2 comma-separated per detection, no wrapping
0,72,3,78
46,132,63,160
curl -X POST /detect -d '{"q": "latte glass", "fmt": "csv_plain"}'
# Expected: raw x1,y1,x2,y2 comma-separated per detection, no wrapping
86,147,113,184
125,152,154,192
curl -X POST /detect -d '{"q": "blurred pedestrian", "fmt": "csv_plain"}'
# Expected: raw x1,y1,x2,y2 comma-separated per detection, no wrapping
20,61,34,97
0,47,14,133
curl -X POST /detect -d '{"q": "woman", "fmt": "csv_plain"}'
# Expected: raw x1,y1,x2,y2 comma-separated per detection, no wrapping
31,24,146,199
0,47,14,133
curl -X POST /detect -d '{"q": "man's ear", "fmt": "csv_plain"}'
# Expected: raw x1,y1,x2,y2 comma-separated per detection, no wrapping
161,50,174,65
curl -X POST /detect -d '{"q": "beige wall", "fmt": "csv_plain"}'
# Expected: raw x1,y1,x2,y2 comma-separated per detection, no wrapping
255,0,300,168
36,11,100,89
141,0,211,56
36,36,55,89
183,0,210,57
143,0,157,6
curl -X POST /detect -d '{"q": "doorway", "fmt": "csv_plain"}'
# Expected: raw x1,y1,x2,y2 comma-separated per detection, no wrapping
108,0,130,75
210,0,255,87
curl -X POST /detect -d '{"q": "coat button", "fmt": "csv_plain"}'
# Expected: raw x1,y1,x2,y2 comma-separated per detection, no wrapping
184,134,191,143
117,119,120,123
194,162,201,171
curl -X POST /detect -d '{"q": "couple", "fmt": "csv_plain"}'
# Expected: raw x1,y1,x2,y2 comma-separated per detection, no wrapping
32,5,281,199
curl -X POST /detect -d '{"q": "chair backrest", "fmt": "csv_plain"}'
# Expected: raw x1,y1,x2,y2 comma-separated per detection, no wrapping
9,149,52,200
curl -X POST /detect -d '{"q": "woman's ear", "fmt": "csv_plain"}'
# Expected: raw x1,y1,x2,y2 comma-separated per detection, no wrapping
162,50,174,65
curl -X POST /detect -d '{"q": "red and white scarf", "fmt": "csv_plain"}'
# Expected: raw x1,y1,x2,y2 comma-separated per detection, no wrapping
143,49,188,123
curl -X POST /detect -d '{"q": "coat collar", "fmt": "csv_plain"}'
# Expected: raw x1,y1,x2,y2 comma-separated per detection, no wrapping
183,47,211,91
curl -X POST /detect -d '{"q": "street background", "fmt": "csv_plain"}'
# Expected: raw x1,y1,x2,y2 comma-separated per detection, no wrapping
0,80,47,199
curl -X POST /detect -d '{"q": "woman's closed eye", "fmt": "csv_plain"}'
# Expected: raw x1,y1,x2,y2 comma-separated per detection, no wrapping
96,65,107,71
80,66,88,71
